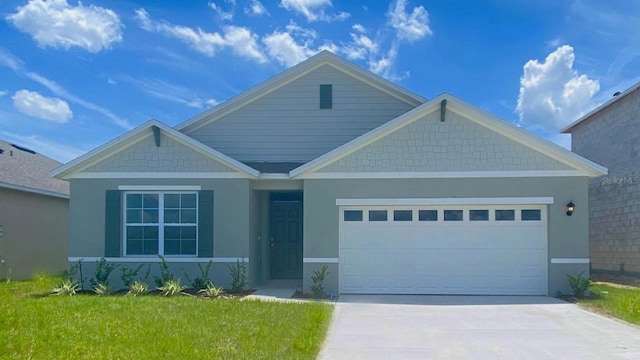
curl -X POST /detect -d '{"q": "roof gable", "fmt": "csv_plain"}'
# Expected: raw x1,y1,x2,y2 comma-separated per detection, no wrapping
51,120,259,179
291,94,608,178
175,50,427,134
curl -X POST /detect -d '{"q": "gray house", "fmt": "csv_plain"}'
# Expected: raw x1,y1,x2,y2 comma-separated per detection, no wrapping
0,139,69,280
562,81,640,275
53,51,606,295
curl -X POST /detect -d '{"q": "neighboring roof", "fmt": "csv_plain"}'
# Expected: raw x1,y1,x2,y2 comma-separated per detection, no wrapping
243,162,305,173
51,119,260,179
561,80,640,133
0,139,69,198
175,50,428,133
290,93,608,178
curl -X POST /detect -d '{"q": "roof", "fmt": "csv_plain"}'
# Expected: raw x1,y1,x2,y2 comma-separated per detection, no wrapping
0,139,69,198
290,93,608,178
51,119,260,180
561,80,640,133
243,162,305,173
175,50,428,133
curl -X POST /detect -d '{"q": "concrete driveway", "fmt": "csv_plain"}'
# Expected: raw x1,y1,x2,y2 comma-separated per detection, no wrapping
318,295,640,360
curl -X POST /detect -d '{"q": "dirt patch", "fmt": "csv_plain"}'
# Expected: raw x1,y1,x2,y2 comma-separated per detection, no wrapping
591,273,640,288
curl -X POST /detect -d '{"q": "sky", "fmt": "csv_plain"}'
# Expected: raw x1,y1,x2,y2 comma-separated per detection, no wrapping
0,0,638,163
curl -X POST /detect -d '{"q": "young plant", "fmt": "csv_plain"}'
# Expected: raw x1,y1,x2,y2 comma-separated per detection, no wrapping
158,278,186,296
227,259,247,293
310,265,330,299
120,264,145,288
191,261,213,290
199,282,226,299
93,283,110,296
128,280,149,296
153,255,174,287
567,271,592,298
89,258,119,288
52,279,79,297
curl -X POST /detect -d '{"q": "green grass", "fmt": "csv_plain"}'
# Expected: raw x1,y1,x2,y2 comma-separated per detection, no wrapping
574,283,640,325
0,276,333,359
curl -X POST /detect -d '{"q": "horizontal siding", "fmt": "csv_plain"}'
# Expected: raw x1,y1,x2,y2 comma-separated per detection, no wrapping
188,64,417,163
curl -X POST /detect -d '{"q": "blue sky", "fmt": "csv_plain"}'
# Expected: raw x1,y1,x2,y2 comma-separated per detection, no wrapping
0,0,638,163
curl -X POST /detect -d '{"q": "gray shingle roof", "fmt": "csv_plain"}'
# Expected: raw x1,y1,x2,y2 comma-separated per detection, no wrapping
0,139,69,196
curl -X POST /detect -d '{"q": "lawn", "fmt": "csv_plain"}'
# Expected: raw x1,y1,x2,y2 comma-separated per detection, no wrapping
574,283,640,325
0,276,333,359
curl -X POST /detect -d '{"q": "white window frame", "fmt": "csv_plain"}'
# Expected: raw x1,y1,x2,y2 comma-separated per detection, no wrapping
123,191,199,257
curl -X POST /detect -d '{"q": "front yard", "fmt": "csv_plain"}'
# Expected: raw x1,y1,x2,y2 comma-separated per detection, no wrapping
574,282,640,326
0,276,333,359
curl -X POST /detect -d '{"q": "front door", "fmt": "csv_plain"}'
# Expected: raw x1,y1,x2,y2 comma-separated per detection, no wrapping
269,199,303,279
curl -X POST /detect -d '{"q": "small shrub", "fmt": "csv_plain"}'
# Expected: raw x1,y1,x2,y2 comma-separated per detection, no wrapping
120,264,145,288
153,255,174,287
158,278,186,297
567,271,592,298
311,265,330,299
93,283,110,296
128,280,149,296
60,259,85,288
52,279,79,297
227,259,247,293
199,282,226,299
89,258,119,288
190,261,213,290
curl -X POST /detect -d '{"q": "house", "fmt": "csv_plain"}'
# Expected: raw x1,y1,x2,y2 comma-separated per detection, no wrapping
52,51,606,295
0,139,69,280
562,81,640,275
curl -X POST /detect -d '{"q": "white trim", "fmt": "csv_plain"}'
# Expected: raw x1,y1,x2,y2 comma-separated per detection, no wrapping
118,185,201,191
0,181,69,199
336,197,555,206
68,257,249,263
67,172,253,179
303,258,339,263
259,173,291,179
551,258,590,264
300,170,587,179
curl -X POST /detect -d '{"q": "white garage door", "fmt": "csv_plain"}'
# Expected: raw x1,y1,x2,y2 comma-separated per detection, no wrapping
339,203,548,295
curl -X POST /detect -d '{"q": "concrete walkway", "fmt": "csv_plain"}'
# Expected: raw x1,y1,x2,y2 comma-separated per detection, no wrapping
318,295,640,360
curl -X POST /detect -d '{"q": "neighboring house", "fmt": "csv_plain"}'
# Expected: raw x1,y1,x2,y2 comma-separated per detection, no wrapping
0,139,69,280
562,81,640,274
52,51,606,295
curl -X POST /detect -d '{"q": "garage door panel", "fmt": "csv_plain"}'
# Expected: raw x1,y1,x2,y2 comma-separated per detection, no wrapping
339,205,548,295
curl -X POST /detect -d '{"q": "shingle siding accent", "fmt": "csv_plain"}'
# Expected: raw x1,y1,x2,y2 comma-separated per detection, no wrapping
187,64,416,163
571,88,640,272
318,110,572,173
83,134,236,173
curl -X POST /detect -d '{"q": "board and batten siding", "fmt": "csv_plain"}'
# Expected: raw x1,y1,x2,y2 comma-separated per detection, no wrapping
186,64,418,163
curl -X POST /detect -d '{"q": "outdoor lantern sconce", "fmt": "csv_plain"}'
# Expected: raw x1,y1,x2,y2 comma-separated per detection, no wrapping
566,201,575,216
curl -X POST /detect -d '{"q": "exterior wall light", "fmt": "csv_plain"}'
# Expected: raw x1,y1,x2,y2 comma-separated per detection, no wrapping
566,201,575,216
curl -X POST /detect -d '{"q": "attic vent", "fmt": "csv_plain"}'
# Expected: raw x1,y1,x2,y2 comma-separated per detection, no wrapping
11,144,36,154
320,84,332,109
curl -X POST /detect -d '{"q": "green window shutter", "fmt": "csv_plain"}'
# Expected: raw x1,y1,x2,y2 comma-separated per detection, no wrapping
104,190,122,257
320,84,332,109
198,190,214,257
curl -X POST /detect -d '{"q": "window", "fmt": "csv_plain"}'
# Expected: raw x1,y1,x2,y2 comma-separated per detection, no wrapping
495,209,515,221
320,84,332,109
344,210,363,221
393,210,413,221
418,210,438,221
444,210,463,221
521,209,542,221
369,210,388,221
125,192,197,256
470,210,489,221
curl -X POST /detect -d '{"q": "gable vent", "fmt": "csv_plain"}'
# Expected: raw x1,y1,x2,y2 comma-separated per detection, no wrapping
320,84,332,109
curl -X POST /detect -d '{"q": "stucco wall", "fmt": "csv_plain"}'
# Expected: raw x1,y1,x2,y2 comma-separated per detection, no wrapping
302,177,590,295
0,188,68,280
571,89,640,272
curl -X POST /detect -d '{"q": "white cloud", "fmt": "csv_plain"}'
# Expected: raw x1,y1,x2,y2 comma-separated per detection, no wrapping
263,31,317,66
0,90,7,97
6,0,122,53
209,0,234,21
388,0,432,42
341,33,378,60
12,90,73,123
206,98,220,107
244,0,269,17
352,24,367,33
116,75,214,109
517,45,600,133
1,131,86,163
280,0,350,22
135,8,267,63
